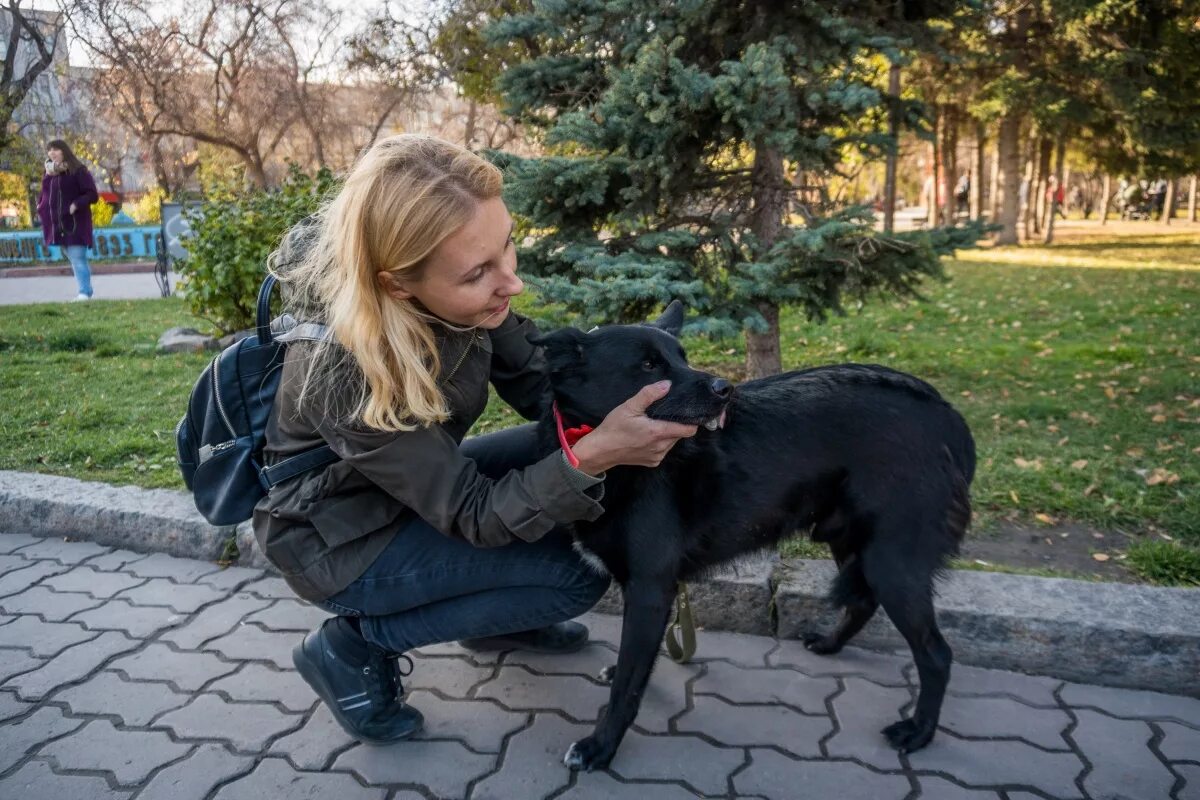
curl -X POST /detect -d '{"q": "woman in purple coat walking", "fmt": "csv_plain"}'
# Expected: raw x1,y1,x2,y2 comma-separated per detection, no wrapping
37,139,100,301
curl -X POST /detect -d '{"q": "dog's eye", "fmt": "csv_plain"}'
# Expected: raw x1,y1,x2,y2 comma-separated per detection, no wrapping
641,359,656,372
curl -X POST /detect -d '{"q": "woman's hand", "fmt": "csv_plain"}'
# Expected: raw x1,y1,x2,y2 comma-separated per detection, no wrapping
570,381,698,475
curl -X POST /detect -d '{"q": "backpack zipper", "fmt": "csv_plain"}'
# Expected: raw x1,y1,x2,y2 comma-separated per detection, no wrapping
211,356,237,439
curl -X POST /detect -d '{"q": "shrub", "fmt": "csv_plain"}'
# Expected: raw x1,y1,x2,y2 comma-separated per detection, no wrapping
129,186,167,225
176,166,338,334
91,199,114,228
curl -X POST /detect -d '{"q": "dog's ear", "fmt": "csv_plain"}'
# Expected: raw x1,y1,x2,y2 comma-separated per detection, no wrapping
527,327,587,369
646,300,684,337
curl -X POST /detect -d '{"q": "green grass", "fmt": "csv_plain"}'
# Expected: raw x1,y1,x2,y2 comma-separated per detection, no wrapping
1125,540,1200,587
1,228,1197,583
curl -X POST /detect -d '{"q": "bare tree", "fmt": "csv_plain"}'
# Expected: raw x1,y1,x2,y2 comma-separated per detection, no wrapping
0,2,70,153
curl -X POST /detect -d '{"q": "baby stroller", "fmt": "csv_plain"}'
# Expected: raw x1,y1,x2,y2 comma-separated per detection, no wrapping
1117,184,1153,220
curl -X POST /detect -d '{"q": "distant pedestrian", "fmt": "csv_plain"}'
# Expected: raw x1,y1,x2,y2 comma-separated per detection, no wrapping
36,139,99,302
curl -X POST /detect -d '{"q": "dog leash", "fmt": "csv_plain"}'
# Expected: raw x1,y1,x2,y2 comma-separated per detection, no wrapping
664,582,696,664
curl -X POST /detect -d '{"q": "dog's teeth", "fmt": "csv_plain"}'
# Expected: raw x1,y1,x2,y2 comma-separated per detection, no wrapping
704,418,719,431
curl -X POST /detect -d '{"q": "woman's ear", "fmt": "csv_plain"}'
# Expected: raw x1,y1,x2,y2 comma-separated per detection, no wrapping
377,271,414,301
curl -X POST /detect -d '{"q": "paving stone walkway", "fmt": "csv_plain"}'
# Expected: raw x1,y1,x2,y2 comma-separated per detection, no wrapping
0,531,1196,800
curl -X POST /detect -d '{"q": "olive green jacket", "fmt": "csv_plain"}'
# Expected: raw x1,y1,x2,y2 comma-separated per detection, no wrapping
251,312,605,602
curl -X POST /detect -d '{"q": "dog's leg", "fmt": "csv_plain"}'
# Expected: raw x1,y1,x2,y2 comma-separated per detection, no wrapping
876,584,951,754
804,551,878,654
563,575,675,771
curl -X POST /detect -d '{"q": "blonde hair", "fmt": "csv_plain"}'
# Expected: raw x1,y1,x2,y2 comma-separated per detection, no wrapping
274,134,503,431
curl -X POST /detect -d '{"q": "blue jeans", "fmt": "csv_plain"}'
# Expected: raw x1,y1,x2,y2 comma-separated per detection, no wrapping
65,245,92,297
318,424,611,654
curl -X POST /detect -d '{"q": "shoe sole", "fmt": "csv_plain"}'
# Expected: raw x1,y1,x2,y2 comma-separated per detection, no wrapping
459,636,590,654
291,642,421,746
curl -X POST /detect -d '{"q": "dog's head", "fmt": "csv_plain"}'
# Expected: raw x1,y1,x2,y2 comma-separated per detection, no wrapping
530,301,732,430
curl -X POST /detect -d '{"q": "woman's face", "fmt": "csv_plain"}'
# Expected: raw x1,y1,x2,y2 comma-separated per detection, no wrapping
381,195,524,330
47,148,64,164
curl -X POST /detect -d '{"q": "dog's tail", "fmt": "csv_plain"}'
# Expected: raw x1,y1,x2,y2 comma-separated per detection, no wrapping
943,443,973,547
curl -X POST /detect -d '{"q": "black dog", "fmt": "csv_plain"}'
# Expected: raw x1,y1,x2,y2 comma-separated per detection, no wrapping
530,302,976,772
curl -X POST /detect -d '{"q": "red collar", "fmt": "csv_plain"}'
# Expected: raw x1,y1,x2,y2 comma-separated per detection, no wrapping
553,402,593,467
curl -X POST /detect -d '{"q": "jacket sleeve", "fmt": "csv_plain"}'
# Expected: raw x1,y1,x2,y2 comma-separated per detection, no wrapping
488,311,553,421
309,409,604,548
76,170,99,207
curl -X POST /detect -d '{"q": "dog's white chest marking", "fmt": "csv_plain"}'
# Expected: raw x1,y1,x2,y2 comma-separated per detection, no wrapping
573,539,610,577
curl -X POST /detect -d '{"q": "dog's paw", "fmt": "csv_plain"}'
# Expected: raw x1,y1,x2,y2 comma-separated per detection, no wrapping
563,736,614,771
802,632,842,656
597,665,615,684
882,716,937,753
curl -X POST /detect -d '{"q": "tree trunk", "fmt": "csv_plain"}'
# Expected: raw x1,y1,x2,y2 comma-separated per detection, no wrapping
940,105,958,226
1189,176,1197,222
465,100,478,149
1162,179,1176,224
990,137,1001,220
1036,138,1053,233
1101,174,1111,224
1043,137,1066,245
972,121,986,220
1022,136,1037,240
744,143,787,379
882,63,901,233
995,113,1022,245
930,106,940,227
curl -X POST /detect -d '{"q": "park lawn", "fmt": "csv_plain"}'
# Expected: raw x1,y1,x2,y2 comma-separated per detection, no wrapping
0,230,1196,582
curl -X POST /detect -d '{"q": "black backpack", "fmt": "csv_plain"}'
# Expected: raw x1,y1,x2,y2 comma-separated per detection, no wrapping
176,275,339,525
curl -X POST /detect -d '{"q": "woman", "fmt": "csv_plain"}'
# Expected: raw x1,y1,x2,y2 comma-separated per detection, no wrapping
37,140,99,301
257,134,697,744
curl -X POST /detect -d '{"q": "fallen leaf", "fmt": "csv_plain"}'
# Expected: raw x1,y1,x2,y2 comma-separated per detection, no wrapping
1083,484,1098,497
1151,414,1167,423
1010,490,1020,504
1035,513,1056,524
1104,386,1116,399
1071,459,1089,470
1092,553,1110,562
1145,468,1180,486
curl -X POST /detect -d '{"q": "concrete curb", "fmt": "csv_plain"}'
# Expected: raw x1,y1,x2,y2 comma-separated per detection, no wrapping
0,261,157,278
2,470,1197,696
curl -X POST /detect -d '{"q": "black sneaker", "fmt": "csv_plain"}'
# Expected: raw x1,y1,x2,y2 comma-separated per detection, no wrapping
459,621,589,654
292,617,423,744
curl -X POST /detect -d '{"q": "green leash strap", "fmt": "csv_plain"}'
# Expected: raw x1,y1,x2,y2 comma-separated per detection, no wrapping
664,582,696,664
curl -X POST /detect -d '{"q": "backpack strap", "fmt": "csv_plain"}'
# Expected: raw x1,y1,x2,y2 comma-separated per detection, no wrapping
259,445,340,490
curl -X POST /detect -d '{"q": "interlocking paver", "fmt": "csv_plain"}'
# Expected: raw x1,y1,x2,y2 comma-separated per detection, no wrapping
1179,765,1200,800
0,689,32,722
0,585,104,620
159,593,272,650
240,576,295,600
42,565,146,598
733,747,911,799
208,663,317,712
12,537,110,563
0,554,32,574
0,758,131,799
945,662,1062,707
268,703,358,770
0,561,71,600
84,548,149,571
0,649,43,684
69,598,184,638
631,657,699,733
1072,709,1176,800
0,533,43,554
468,714,587,800
1160,720,1200,762
0,616,95,656
38,718,191,785
499,643,612,677
689,627,777,667
336,739,496,798
676,694,830,757
213,757,386,800
916,776,1005,799
116,578,227,613
1061,682,1200,727
610,729,746,795
408,690,527,752
938,694,1072,750
242,598,328,632
406,652,496,698
693,660,838,714
136,742,254,800
196,566,266,592
417,639,505,664
824,676,909,770
476,667,608,721
109,643,238,691
558,771,701,800
769,639,910,686
907,731,1084,798
53,671,189,726
203,624,299,670
122,552,222,582
0,705,84,773
154,693,302,750
4,630,138,700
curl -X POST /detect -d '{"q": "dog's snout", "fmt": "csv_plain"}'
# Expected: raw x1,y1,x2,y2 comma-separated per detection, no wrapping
711,378,732,399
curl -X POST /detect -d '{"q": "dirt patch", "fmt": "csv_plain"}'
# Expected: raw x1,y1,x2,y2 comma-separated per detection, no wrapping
961,521,1141,582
